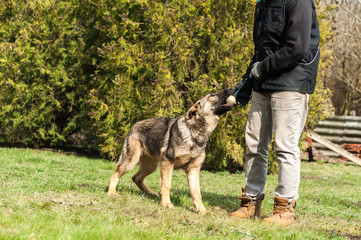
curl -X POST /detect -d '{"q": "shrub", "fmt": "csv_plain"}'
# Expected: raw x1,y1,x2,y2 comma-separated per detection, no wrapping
0,0,334,172
0,0,94,147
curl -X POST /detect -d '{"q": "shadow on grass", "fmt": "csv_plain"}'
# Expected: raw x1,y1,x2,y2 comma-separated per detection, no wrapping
111,184,238,213
0,143,103,159
173,189,239,213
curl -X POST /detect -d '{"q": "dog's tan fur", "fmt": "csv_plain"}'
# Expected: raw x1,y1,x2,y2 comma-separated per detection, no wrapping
107,89,234,213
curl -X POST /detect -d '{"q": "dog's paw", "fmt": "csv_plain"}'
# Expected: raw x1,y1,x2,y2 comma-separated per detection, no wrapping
197,209,208,215
162,202,174,209
107,192,118,197
148,191,160,198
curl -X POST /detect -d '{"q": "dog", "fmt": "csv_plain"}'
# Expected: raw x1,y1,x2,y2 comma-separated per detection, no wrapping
107,88,234,213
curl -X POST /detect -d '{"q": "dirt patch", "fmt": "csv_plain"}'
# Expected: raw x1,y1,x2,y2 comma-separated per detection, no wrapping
350,201,361,208
77,183,104,189
302,148,356,165
301,176,329,181
327,230,361,240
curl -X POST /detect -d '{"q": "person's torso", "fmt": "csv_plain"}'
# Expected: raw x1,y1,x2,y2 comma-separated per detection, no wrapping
252,0,320,94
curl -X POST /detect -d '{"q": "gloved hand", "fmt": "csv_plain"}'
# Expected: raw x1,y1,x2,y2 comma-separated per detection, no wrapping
250,62,261,80
233,77,253,106
235,91,250,106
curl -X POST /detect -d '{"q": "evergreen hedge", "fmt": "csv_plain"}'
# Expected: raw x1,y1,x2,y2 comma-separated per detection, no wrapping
0,0,333,171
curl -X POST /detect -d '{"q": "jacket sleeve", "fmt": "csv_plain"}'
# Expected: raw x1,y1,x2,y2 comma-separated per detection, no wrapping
233,55,256,101
243,55,257,80
258,0,313,78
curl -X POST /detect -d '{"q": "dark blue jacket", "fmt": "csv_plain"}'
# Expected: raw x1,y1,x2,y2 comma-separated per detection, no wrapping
244,0,320,94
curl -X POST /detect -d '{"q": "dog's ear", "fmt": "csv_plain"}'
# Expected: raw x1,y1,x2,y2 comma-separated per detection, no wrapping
185,102,201,120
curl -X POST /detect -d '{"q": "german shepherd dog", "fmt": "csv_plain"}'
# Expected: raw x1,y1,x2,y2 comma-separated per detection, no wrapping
107,88,234,213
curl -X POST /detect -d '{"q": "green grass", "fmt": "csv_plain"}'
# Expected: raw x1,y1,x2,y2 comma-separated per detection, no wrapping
0,147,360,239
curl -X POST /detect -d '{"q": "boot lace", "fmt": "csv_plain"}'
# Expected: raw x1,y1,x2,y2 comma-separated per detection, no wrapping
272,203,294,215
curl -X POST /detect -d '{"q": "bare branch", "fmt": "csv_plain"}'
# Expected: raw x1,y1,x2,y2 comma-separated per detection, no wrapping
334,30,361,39
340,5,361,22
335,74,361,96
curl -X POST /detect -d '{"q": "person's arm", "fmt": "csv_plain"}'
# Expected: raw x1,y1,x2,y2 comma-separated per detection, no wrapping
233,56,256,105
257,0,313,78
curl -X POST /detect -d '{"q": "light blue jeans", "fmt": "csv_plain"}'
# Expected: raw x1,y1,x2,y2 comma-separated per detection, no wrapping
243,91,309,201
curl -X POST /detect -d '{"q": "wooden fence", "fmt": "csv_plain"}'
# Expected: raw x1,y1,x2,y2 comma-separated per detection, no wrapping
313,116,361,158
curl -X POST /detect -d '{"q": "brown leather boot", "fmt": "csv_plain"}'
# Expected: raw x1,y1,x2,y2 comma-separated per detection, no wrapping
264,196,296,226
230,190,264,219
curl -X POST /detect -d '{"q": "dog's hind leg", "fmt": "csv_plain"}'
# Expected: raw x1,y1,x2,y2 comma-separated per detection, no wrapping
107,167,123,196
107,138,142,196
132,158,159,197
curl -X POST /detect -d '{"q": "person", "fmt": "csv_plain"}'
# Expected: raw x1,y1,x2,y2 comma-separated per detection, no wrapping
230,0,320,226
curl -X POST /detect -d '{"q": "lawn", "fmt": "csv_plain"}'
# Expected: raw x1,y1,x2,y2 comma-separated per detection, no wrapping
0,147,360,239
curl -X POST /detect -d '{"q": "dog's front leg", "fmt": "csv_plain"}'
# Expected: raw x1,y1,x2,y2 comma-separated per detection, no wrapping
160,160,174,209
186,166,207,214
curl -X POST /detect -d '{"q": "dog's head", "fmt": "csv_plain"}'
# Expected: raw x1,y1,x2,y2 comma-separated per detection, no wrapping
185,88,234,121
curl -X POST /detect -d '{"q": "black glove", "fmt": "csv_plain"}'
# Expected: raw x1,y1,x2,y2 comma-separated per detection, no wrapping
233,77,253,106
235,91,250,106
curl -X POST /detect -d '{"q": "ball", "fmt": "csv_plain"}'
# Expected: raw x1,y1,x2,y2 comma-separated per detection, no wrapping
226,95,236,105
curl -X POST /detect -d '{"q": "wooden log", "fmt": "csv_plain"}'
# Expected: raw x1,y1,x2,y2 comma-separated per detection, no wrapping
327,116,361,122
317,150,341,158
310,135,361,144
313,142,342,150
314,128,361,137
308,130,361,166
316,121,361,130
